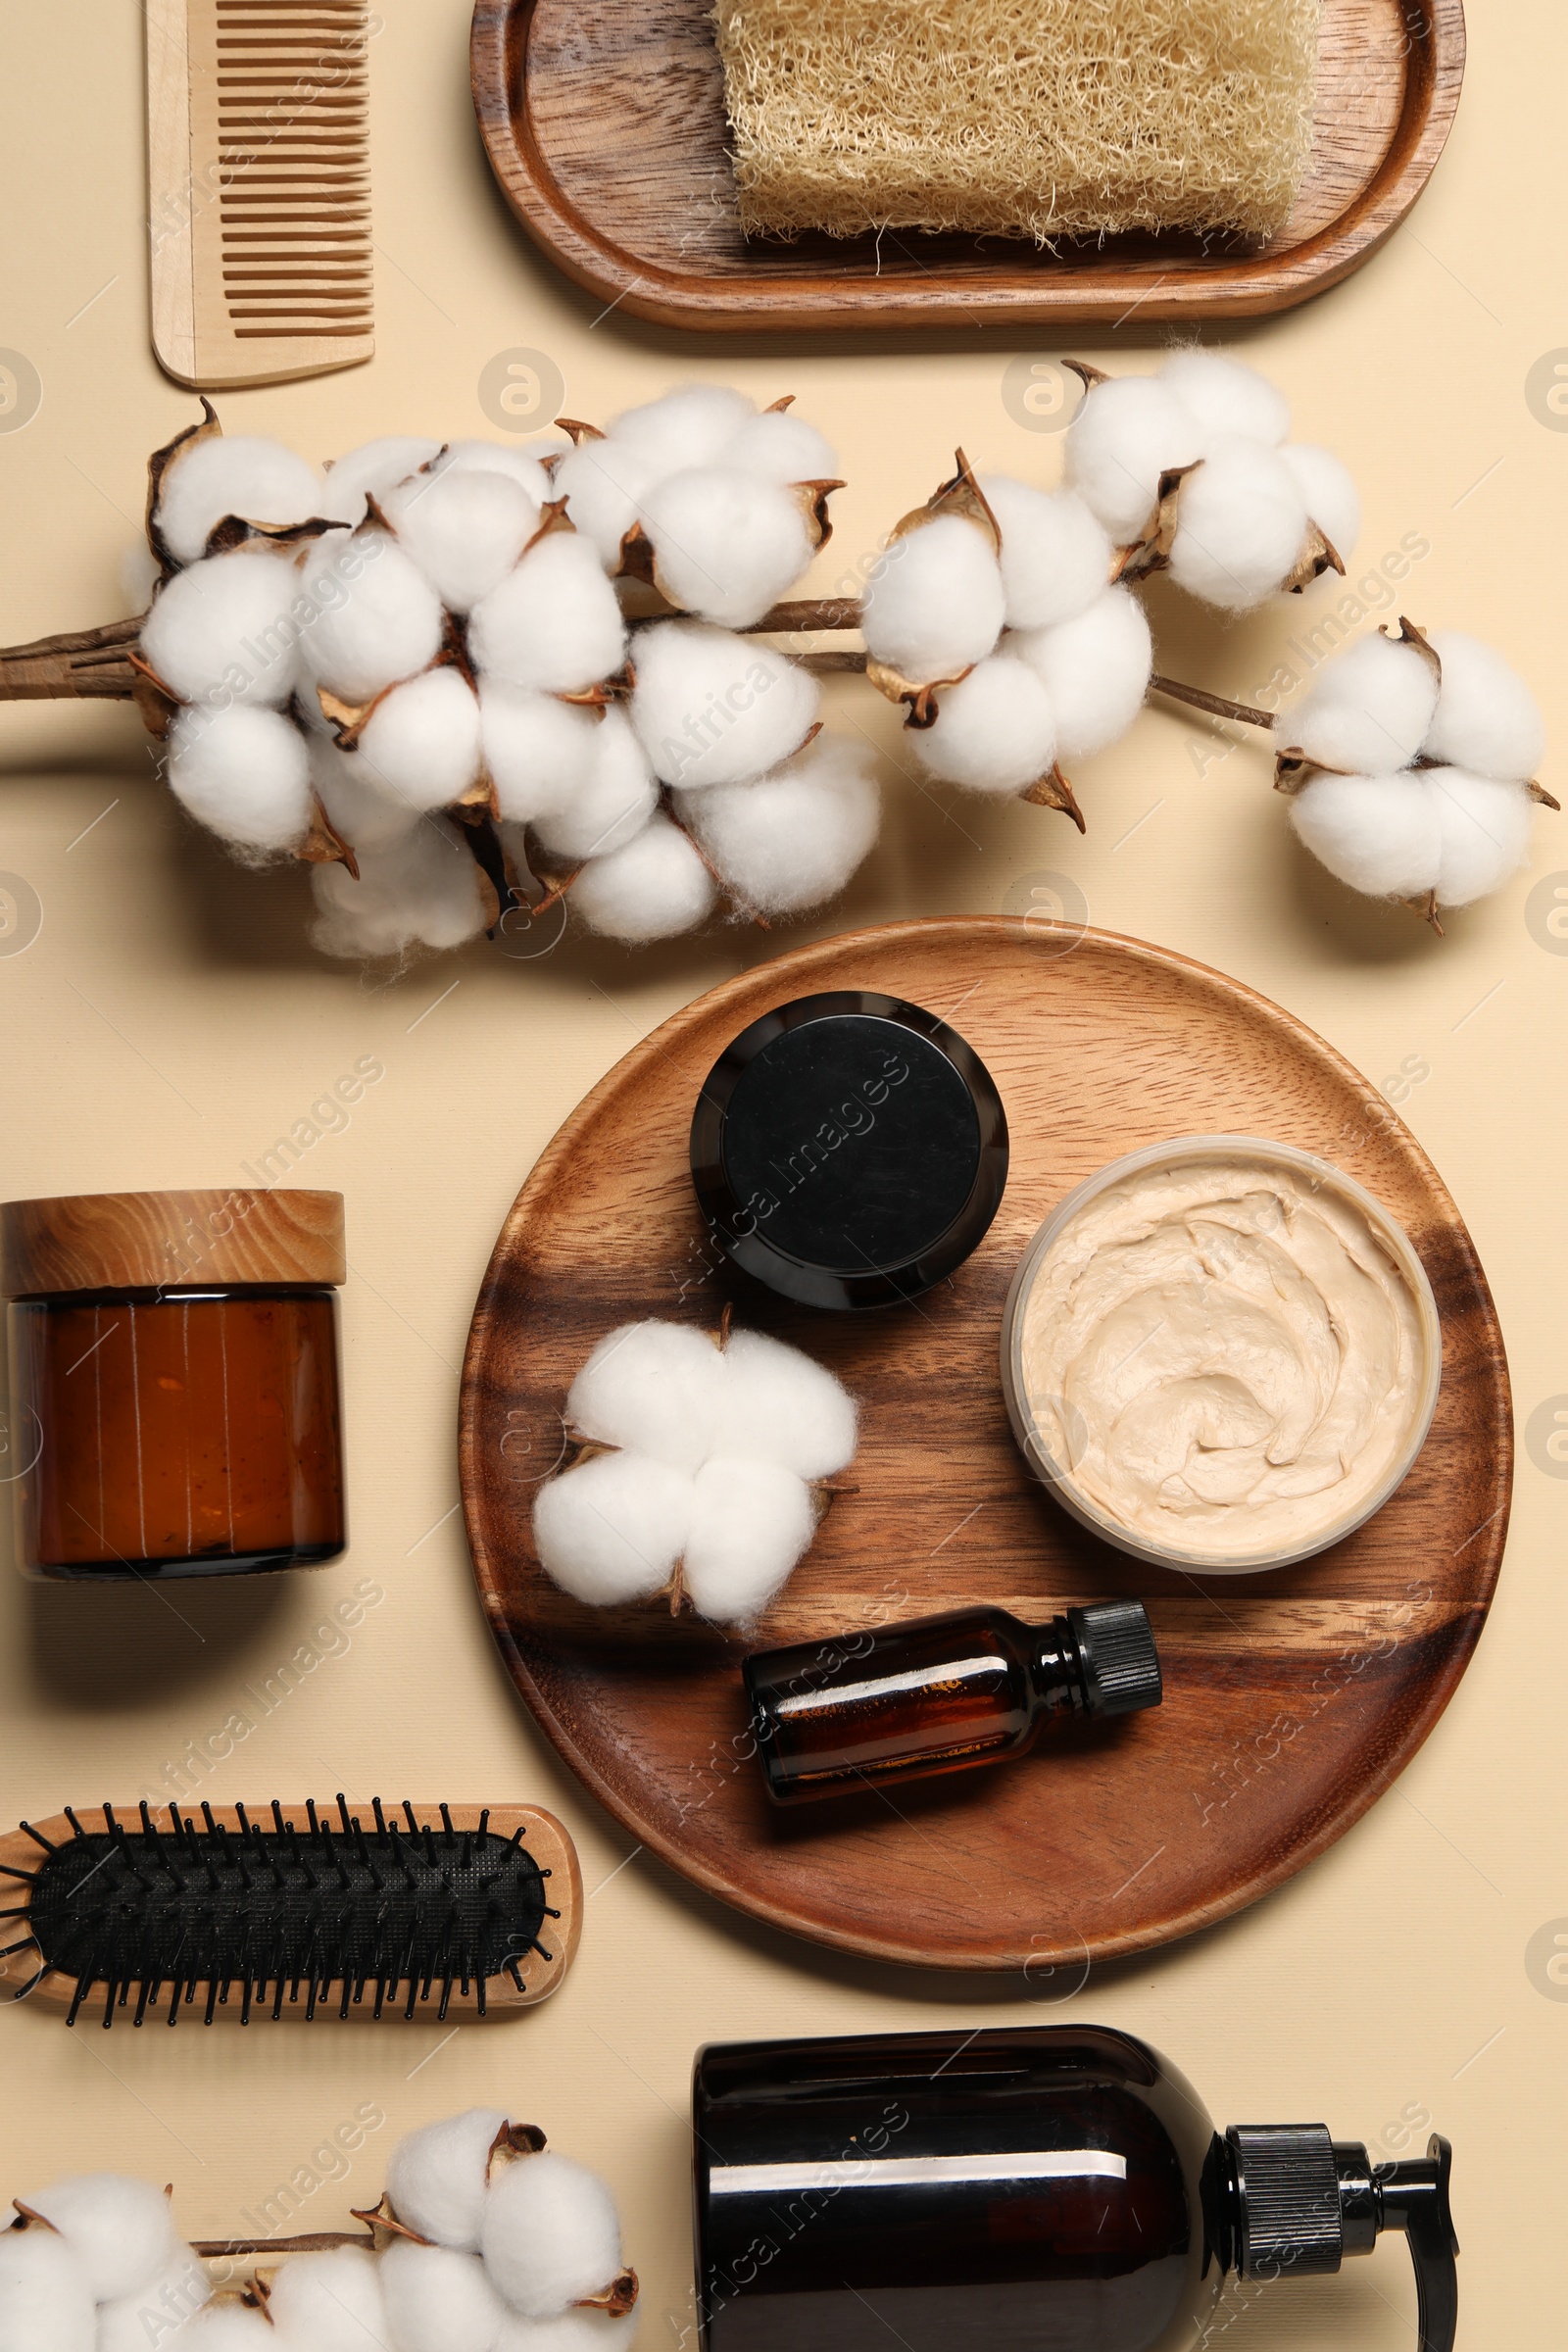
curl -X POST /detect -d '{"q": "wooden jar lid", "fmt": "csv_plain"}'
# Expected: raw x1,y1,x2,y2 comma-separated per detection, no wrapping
0,1191,346,1297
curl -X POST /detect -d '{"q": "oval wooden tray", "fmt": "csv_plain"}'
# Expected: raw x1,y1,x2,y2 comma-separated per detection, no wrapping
460,920,1509,1974
471,0,1464,334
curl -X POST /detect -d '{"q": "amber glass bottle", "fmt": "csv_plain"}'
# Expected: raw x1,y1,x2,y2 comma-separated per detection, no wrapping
744,1599,1162,1803
2,1190,346,1581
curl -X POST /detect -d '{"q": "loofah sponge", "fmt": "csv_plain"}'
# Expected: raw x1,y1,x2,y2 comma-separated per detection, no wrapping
712,0,1319,244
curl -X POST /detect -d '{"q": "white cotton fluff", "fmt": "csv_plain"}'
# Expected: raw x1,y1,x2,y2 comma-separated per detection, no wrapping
481,681,598,825
1281,444,1361,564
1063,374,1206,543
297,535,444,702
308,734,423,852
156,436,324,565
0,2228,94,2352
681,1455,816,1624
1166,440,1309,611
553,438,661,572
570,813,716,941
1288,770,1441,900
386,2109,508,2251
183,2309,273,2348
321,437,444,526
606,384,757,476
532,1450,693,1604
168,705,313,854
257,2245,386,2351
629,621,819,789
492,2317,620,2352
1422,631,1546,781
1286,633,1439,774
678,735,878,914
468,534,627,694
530,708,657,861
1426,767,1534,906
641,468,814,628
710,1328,858,1479
436,439,561,505
568,1320,729,1468
355,666,482,811
1157,350,1291,450
95,2245,212,2352
721,409,837,485
310,816,489,958
915,657,1056,796
21,2178,176,2305
141,550,303,708
861,515,1005,681
1010,587,1152,762
480,2155,622,2320
379,2240,511,2352
384,468,538,613
978,478,1111,631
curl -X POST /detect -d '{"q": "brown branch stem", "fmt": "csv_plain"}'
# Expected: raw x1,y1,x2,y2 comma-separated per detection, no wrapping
0,617,142,702
1147,673,1275,731
192,2231,372,2259
745,598,864,635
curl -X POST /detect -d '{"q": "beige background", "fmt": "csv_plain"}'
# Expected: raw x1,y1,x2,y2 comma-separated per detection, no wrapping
2,1,1565,2341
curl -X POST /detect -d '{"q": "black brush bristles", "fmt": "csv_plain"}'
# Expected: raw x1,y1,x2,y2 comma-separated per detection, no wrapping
17,1798,559,2030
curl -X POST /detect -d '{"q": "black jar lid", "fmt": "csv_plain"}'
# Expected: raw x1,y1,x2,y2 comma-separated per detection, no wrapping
689,991,1008,1310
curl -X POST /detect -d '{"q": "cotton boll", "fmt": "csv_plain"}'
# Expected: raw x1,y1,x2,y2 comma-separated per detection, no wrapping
480,2154,622,2320
553,438,661,572
310,816,489,959
1288,770,1441,900
1287,632,1438,774
184,2309,273,2348
1063,374,1206,543
0,2227,94,2352
384,468,537,612
481,681,598,825
678,735,878,914
96,2246,212,2352
355,666,482,811
530,709,657,861
1427,767,1534,906
722,409,838,485
1010,587,1152,762
258,2246,386,2351
23,2176,177,2305
321,437,444,526
978,479,1112,630
681,1455,817,1624
468,534,627,694
915,657,1056,796
168,705,313,855
714,1328,858,1479
308,733,423,853
386,2108,509,2251
570,814,716,942
493,2316,620,2352
298,535,444,701
436,439,560,506
379,2240,511,2352
861,515,1005,680
1167,441,1309,611
1280,444,1361,564
156,436,324,564
606,384,756,476
533,1452,694,1606
567,1320,728,1468
629,620,819,789
641,468,813,627
1422,631,1546,781
1157,351,1291,451
141,550,303,708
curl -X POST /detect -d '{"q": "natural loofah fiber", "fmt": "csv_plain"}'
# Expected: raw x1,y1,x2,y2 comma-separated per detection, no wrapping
713,0,1319,244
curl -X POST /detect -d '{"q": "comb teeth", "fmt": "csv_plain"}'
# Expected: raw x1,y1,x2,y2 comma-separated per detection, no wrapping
17,1800,560,2029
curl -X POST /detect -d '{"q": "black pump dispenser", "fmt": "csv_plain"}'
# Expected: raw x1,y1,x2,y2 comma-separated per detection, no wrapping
692,2029,1459,2352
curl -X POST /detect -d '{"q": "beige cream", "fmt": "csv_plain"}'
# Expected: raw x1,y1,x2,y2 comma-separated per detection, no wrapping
1009,1144,1439,1569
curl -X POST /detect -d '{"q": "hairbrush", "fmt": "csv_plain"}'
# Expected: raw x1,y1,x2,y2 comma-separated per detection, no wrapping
0,1800,580,2028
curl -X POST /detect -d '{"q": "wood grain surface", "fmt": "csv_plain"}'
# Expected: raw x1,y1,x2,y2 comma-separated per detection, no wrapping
459,920,1510,1974
0,1189,346,1296
470,0,1465,332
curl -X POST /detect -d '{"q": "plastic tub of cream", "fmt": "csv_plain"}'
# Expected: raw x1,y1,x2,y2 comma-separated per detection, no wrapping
1001,1136,1442,1574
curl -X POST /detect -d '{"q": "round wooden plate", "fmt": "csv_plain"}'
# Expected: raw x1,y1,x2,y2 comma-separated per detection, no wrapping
460,921,1509,1973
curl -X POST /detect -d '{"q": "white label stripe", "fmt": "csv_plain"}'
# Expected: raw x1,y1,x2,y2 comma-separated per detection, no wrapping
710,2151,1127,2195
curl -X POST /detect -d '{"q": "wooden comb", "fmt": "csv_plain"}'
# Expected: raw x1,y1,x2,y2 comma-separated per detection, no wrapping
146,0,374,389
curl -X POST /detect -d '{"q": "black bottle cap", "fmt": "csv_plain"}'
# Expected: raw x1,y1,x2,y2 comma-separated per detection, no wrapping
689,991,1008,1311
1068,1600,1163,1718
1226,2124,1344,2278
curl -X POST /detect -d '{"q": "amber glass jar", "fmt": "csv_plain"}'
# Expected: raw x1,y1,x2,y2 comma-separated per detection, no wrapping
2,1190,346,1581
